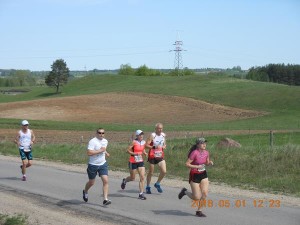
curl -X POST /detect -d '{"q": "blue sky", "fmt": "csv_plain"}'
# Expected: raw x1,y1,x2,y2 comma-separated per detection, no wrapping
0,0,299,71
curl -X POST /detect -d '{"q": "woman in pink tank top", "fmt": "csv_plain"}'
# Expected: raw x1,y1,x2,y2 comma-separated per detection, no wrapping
178,137,213,217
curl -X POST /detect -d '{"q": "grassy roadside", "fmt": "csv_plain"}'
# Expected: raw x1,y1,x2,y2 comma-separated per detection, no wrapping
1,132,299,197
0,214,28,225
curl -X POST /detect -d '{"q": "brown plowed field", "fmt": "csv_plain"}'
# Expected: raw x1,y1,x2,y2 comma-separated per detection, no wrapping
0,92,269,143
0,92,265,124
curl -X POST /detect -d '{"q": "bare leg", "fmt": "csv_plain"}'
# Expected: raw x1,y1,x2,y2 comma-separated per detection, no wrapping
137,167,146,193
101,175,109,200
197,178,209,212
125,169,136,183
146,163,155,186
21,160,32,175
186,181,201,200
156,160,166,183
84,179,95,193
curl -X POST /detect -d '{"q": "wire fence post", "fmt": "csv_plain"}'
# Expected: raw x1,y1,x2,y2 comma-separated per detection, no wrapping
269,130,273,147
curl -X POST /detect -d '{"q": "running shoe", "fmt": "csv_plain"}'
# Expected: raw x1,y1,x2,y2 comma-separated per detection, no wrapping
196,211,206,217
121,178,126,190
22,175,26,181
146,186,151,194
82,190,88,202
178,187,187,199
103,199,111,205
154,183,163,193
138,193,147,200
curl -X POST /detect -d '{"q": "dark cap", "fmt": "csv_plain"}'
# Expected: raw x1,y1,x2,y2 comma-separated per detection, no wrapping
196,137,207,144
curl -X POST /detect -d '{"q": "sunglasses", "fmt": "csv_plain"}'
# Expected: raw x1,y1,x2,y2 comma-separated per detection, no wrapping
97,131,105,134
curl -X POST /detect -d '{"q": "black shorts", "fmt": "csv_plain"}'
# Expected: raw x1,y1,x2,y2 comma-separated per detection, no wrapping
148,158,164,165
189,170,208,183
128,161,144,170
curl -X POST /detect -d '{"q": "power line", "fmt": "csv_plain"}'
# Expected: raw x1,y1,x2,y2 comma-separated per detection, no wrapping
170,31,186,75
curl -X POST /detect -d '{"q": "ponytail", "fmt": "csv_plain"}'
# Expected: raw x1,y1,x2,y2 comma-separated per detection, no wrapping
187,144,197,158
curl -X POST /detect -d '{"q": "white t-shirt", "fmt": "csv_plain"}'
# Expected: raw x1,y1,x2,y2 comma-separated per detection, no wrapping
87,137,108,166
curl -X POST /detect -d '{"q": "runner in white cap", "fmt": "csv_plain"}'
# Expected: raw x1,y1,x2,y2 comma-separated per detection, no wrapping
14,120,36,181
121,129,148,200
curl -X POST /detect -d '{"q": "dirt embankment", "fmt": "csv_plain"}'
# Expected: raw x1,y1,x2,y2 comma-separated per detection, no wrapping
0,92,266,125
0,92,271,144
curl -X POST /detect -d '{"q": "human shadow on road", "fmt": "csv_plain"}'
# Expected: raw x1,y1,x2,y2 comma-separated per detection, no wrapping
117,189,144,194
57,199,89,206
56,199,114,209
0,176,21,181
57,199,100,207
110,191,139,200
152,209,191,217
117,189,161,196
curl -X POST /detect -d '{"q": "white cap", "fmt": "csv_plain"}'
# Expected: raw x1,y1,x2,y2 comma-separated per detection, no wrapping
21,120,29,125
135,130,144,136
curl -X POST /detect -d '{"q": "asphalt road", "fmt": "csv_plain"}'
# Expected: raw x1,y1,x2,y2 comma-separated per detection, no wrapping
0,159,299,225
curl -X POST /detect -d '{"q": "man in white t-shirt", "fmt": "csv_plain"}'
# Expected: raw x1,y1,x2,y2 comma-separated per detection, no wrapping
82,128,111,205
14,120,36,181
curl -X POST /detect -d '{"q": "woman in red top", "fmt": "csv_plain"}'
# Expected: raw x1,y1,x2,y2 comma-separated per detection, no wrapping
121,130,148,200
178,137,213,217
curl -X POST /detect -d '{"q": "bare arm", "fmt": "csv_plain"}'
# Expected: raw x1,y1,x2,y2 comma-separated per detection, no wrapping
14,132,20,146
87,146,106,156
127,141,136,155
145,135,154,150
31,130,36,145
205,154,213,166
163,137,167,150
143,148,148,156
185,158,204,170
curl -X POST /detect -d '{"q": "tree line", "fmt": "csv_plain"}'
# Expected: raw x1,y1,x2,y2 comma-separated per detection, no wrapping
118,64,195,76
246,64,300,86
3,60,299,93
0,70,37,87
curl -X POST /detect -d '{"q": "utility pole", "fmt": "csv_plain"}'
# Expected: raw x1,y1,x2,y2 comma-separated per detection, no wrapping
170,31,186,76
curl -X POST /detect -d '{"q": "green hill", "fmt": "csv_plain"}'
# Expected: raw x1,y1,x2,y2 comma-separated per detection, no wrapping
0,74,299,131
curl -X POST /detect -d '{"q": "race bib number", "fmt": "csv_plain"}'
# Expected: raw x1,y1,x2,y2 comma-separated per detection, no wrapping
23,148,31,152
134,155,143,162
154,150,162,158
197,164,206,172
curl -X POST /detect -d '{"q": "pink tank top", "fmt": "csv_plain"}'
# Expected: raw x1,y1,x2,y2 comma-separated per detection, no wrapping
189,149,209,169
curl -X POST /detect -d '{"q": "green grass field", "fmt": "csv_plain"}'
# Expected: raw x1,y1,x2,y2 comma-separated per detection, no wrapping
0,74,299,196
0,74,300,131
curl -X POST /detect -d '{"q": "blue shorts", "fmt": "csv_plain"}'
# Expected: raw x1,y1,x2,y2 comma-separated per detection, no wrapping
128,161,144,170
19,148,33,161
87,162,108,180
